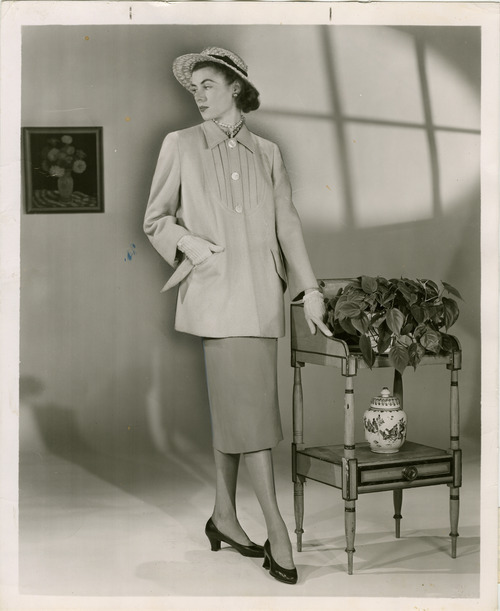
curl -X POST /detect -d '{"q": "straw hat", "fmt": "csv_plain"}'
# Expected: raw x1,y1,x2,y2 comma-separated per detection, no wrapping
172,47,254,91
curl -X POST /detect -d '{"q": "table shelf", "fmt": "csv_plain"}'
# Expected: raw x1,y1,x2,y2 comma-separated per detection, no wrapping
295,441,460,494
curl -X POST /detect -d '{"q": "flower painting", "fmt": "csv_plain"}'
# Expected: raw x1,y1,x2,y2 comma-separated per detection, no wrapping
22,127,104,213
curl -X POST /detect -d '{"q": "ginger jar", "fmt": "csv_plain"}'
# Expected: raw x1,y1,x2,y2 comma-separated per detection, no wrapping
363,387,407,453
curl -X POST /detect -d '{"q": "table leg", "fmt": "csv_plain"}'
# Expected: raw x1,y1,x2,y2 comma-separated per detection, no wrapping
294,478,305,552
393,489,403,538
449,487,460,558
449,367,460,558
293,364,304,446
342,373,356,574
345,500,356,575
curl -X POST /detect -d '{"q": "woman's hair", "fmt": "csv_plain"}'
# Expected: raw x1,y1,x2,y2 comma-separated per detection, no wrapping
192,61,260,113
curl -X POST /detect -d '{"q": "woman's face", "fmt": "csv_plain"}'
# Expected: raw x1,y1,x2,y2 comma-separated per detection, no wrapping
190,66,239,124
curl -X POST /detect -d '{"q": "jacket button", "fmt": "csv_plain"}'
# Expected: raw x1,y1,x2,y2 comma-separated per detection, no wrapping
231,172,240,181
235,205,243,213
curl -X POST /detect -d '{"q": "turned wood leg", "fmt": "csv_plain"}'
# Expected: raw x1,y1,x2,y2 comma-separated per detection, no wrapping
449,367,461,558
342,370,357,575
392,371,404,538
294,478,305,551
293,364,304,446
344,500,356,575
449,487,460,558
393,489,403,538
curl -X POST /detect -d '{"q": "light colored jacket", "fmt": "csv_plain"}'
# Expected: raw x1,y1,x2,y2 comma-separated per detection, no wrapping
144,121,318,338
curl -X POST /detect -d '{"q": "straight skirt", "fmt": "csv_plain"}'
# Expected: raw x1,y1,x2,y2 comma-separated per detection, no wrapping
202,337,283,454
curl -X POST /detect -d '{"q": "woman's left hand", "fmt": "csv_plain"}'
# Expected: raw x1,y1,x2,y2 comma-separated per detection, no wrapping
303,290,333,336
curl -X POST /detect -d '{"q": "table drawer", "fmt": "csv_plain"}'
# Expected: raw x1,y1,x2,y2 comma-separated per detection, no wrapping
359,457,452,487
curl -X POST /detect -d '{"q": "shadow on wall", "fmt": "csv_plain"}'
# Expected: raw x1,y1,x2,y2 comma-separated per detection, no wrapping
19,374,217,513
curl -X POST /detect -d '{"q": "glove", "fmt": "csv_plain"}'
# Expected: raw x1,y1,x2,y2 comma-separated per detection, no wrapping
303,289,333,337
177,235,224,266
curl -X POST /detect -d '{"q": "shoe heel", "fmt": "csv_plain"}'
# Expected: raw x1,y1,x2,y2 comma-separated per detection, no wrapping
263,554,270,570
207,535,221,552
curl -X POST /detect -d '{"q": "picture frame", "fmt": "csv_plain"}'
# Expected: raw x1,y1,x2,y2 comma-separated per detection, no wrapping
22,126,104,213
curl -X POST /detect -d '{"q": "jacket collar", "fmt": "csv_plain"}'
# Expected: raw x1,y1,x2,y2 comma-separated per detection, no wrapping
202,120,255,153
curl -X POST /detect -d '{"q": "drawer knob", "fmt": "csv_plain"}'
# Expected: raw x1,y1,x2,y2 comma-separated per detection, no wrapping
402,466,419,481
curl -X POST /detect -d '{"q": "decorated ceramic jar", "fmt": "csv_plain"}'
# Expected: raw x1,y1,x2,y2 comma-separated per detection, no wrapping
363,387,407,453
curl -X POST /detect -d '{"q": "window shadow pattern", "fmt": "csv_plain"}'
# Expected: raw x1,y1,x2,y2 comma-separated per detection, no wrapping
260,25,480,230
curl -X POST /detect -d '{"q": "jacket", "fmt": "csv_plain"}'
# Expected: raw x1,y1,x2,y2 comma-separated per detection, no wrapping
144,120,318,338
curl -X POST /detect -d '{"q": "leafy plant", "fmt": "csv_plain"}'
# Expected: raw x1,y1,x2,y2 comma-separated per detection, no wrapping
325,276,462,374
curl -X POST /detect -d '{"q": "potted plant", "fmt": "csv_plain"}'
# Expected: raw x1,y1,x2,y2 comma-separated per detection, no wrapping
325,275,462,375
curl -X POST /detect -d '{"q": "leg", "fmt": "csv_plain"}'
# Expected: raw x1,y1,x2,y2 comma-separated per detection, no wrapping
449,487,460,558
211,448,253,546
344,500,356,575
393,489,403,538
294,477,305,551
244,448,295,569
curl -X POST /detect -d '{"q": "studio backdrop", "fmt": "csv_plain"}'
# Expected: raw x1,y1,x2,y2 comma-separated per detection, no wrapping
19,24,480,461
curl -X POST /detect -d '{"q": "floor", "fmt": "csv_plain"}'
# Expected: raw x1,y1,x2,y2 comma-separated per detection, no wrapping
17,441,481,607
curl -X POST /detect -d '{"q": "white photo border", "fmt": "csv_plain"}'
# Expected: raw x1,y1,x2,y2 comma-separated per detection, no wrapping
0,2,498,610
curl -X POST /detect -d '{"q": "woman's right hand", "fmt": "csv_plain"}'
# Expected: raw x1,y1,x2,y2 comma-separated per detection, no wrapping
177,235,224,266
303,289,333,337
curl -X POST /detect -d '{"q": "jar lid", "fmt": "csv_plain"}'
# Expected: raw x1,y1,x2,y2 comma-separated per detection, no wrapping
370,386,400,409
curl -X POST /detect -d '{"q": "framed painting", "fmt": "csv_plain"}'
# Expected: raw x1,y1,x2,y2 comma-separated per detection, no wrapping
22,126,104,213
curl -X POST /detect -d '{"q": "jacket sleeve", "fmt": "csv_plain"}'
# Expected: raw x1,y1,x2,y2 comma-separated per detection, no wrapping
143,132,189,268
272,143,319,301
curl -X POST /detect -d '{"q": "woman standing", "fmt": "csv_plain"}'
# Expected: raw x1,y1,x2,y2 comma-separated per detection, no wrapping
144,47,331,585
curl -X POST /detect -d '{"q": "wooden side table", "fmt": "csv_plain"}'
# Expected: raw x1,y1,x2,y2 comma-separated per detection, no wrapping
290,279,462,575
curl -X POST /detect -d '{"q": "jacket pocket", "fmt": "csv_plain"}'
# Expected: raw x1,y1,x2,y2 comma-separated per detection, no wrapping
270,248,288,291
161,258,194,292
161,250,223,293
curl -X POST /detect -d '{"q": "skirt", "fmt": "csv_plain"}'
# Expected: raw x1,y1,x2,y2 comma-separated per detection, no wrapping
202,337,283,454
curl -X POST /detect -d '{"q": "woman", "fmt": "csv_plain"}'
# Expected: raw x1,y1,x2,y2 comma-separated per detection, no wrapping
144,47,331,585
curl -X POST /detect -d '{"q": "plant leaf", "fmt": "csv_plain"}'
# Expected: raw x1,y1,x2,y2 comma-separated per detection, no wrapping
389,344,410,374
421,279,440,297
441,333,458,353
419,329,442,353
442,297,460,329
405,278,425,294
398,335,413,347
370,312,386,327
401,321,416,336
396,282,414,305
420,305,431,322
336,300,362,320
442,281,463,301
386,308,405,335
408,343,426,369
377,333,392,354
410,305,424,323
339,317,358,336
414,323,428,340
351,313,370,335
359,334,376,368
361,275,378,294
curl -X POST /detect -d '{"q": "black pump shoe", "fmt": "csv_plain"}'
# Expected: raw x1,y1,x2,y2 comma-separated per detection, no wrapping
205,518,265,558
262,540,298,585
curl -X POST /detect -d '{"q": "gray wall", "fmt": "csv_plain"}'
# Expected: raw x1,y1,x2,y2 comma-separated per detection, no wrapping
20,25,481,459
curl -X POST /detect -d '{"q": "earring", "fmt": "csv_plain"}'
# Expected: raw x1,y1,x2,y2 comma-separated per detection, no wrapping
233,92,238,97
